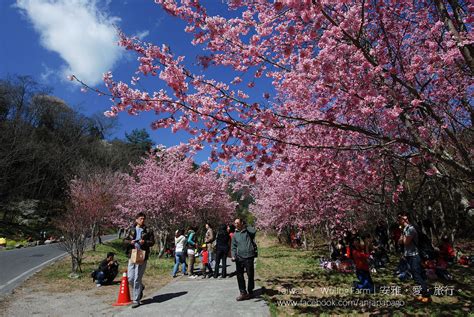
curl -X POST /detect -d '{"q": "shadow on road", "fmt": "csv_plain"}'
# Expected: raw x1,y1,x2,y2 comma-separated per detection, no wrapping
141,291,188,306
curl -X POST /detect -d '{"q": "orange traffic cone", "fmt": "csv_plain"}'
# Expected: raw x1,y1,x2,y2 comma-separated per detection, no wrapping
113,272,132,306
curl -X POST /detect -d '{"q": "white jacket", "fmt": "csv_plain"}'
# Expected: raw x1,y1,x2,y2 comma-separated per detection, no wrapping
175,235,186,253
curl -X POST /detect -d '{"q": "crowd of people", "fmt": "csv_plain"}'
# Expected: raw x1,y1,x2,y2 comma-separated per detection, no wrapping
322,214,463,303
171,219,258,301
90,212,468,308
172,223,235,279
91,213,259,308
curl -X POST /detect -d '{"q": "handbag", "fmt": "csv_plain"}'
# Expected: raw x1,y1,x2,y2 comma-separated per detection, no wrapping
131,248,146,264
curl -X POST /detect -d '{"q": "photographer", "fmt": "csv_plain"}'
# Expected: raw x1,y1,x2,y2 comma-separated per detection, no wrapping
231,218,257,301
93,252,119,287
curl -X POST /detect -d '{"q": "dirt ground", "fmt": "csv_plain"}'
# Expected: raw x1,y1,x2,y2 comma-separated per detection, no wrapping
0,261,172,317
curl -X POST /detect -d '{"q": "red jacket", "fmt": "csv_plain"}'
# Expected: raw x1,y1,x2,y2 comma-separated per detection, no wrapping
351,249,370,271
202,250,209,264
345,246,351,259
439,242,455,258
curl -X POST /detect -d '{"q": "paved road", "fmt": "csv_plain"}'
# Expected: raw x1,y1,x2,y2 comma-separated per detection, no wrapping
0,234,116,297
115,261,270,317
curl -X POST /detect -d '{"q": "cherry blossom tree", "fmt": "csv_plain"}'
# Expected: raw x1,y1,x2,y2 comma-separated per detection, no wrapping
72,171,126,248
118,149,235,255
72,1,472,232
60,170,126,272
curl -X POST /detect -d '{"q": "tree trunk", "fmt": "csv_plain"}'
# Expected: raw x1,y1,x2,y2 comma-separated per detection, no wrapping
325,221,332,254
71,255,82,273
91,223,97,252
302,229,308,250
157,230,168,258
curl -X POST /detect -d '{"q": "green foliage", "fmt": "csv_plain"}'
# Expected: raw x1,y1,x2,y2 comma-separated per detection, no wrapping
0,76,149,239
37,239,174,288
125,128,154,155
228,180,254,224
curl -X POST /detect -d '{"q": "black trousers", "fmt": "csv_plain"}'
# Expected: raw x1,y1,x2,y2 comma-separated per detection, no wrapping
214,248,228,278
236,257,255,294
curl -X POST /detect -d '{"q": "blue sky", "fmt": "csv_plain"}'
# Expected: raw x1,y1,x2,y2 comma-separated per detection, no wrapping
0,0,275,167
0,0,238,164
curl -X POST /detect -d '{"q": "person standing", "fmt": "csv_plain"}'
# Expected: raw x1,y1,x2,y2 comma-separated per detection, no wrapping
123,212,155,308
231,218,257,301
398,214,431,303
227,224,236,276
214,224,230,278
199,244,213,278
205,223,215,271
186,227,197,277
172,229,187,277
375,220,389,251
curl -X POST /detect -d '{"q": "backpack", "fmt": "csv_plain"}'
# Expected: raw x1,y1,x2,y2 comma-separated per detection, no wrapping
246,230,258,258
181,235,188,256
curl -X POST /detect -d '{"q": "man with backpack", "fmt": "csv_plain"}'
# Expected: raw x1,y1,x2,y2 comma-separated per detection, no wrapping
398,214,431,303
231,218,257,301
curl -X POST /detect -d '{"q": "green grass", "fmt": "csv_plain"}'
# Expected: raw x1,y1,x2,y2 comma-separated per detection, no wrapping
256,235,474,316
0,238,28,250
32,239,175,293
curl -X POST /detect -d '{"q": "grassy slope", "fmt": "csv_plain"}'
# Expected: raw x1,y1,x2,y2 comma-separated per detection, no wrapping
19,239,175,294
256,234,473,317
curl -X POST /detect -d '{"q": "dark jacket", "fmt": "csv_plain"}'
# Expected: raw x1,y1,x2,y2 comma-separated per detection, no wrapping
98,259,111,272
216,230,230,251
98,259,118,275
123,225,155,260
231,226,256,259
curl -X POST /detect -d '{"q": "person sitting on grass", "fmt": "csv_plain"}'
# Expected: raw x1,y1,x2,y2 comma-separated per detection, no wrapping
349,236,375,293
199,244,213,278
92,252,119,287
438,236,456,265
370,238,389,269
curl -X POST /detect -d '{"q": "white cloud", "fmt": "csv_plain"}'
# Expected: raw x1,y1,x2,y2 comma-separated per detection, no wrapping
40,63,54,82
16,0,123,86
133,30,149,40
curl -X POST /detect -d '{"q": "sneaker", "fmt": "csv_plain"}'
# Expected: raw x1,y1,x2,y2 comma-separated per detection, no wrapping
96,284,102,287
131,301,141,308
236,293,250,301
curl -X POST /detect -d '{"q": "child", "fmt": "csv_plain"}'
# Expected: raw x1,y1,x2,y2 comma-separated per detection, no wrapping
350,237,375,293
200,244,213,278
